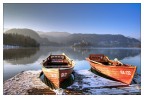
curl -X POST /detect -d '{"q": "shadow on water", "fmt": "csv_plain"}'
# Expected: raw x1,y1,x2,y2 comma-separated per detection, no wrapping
90,68,117,81
39,71,75,90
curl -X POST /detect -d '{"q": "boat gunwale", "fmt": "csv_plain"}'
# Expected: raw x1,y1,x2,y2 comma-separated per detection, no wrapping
41,54,74,69
86,58,137,69
42,65,74,70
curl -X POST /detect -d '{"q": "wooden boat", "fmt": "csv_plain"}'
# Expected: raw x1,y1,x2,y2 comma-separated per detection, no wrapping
86,54,137,85
41,53,74,89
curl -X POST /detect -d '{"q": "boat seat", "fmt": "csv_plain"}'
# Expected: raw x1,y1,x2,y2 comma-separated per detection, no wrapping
89,54,106,62
89,54,113,65
111,61,122,66
46,58,69,65
101,62,110,65
45,65,70,68
47,62,68,65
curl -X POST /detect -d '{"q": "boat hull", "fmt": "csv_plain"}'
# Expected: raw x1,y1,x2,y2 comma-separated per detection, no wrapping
42,67,74,89
86,58,136,85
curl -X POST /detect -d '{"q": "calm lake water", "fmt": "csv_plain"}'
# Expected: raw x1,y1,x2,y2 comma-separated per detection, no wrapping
3,47,141,81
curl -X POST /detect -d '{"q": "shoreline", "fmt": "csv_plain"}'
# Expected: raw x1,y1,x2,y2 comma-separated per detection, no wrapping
3,70,141,95
3,45,141,49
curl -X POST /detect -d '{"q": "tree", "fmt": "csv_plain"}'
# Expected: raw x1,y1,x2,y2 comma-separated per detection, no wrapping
3,33,40,47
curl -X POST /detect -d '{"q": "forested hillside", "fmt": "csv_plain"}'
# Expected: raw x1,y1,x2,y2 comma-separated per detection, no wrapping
3,33,40,47
4,28,58,46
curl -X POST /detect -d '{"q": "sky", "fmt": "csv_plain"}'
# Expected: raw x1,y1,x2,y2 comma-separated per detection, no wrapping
3,3,141,39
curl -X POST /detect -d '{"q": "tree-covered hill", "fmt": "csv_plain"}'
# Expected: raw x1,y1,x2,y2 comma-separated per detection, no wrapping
3,33,40,47
4,28,58,46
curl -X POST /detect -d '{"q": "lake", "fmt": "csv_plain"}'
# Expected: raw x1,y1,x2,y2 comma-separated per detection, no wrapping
3,47,141,81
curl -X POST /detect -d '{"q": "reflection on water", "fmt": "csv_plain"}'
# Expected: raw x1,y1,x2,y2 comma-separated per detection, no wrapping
3,47,141,81
3,48,39,65
39,72,74,89
4,48,39,60
72,48,141,60
4,47,140,64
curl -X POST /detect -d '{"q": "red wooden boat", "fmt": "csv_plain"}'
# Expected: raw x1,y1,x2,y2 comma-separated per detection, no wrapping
41,53,74,89
86,54,137,85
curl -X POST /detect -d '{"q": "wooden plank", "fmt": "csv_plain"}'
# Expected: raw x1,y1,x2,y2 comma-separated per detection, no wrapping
27,88,55,95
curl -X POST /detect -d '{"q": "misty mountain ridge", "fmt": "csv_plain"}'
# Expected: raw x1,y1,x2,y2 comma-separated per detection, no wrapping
66,34,140,47
4,28,140,47
5,28,41,41
4,28,58,46
38,31,71,38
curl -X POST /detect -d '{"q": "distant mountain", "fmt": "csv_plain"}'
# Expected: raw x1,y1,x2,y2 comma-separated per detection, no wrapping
38,32,140,47
4,28,58,46
4,28,141,47
38,31,71,38
38,31,71,44
4,28,10,32
66,34,141,47
138,37,141,41
5,28,41,41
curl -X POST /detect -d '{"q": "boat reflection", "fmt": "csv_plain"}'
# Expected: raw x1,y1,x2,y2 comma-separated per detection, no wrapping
39,72,74,89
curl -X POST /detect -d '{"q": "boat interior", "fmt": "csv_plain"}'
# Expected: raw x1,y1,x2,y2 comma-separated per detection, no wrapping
43,55,71,68
89,54,110,65
89,54,125,66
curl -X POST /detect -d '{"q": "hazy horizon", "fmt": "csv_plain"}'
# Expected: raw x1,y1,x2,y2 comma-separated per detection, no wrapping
4,3,141,39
